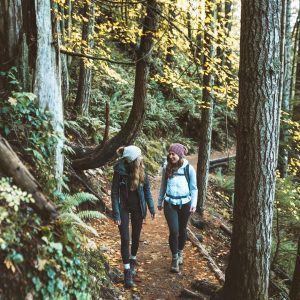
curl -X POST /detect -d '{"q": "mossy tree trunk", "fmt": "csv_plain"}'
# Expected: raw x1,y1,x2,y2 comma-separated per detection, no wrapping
222,0,282,299
0,0,64,191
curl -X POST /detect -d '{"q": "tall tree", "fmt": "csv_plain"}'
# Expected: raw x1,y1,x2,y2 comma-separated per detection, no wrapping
75,2,95,115
196,0,216,215
278,0,292,178
222,0,282,299
0,0,64,190
59,3,70,102
72,0,160,170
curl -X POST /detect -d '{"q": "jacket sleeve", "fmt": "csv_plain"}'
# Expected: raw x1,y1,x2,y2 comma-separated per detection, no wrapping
111,171,121,221
189,165,198,208
143,173,155,215
157,166,167,208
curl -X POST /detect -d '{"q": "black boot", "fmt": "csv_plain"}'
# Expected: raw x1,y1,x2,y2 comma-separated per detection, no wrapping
124,269,134,288
129,258,137,276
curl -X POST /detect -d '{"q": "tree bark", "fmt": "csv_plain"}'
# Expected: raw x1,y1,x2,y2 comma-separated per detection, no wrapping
290,236,300,300
0,0,32,90
59,4,69,102
74,3,95,115
197,0,216,214
222,0,282,299
278,0,291,178
0,135,57,221
33,0,64,191
72,0,159,170
166,1,177,66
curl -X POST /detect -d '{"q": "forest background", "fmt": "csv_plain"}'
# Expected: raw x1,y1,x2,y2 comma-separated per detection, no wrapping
0,0,300,299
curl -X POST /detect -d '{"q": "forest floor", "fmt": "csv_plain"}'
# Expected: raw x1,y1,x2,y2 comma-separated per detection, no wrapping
92,149,236,300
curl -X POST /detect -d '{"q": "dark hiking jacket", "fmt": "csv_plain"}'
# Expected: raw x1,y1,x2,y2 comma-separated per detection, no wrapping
111,159,155,221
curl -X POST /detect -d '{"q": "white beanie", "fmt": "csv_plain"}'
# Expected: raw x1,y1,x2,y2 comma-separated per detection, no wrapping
122,145,142,162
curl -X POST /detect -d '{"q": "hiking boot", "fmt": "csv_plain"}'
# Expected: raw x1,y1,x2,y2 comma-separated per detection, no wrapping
124,269,134,288
129,258,137,276
170,255,179,273
178,251,184,265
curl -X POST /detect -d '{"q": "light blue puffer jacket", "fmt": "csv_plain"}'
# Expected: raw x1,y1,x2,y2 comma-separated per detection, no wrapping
158,159,198,208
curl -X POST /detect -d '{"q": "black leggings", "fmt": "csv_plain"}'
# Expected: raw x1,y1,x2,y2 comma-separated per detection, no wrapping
118,203,143,264
164,201,191,255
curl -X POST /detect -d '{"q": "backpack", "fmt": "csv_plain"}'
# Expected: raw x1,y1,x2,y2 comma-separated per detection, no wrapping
164,164,190,190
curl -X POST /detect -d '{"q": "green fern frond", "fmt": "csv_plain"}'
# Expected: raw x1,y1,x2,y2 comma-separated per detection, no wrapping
77,210,107,220
63,192,98,209
59,212,99,236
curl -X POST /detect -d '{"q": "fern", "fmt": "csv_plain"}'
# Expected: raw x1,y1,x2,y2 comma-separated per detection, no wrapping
58,192,105,237
77,210,107,220
59,212,99,236
61,192,98,212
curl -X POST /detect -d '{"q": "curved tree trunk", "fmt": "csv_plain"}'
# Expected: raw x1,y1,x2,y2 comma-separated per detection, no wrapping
72,0,159,170
196,0,216,214
222,0,282,299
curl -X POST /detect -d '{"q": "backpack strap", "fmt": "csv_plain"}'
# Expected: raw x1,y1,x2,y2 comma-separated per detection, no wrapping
183,164,190,190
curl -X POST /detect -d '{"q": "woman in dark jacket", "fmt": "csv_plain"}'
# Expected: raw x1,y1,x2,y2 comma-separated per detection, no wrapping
111,145,155,288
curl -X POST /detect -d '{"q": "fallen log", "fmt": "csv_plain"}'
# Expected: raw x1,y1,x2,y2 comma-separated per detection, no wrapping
180,288,205,299
0,135,57,221
220,223,232,237
209,155,236,171
187,226,225,284
191,279,220,295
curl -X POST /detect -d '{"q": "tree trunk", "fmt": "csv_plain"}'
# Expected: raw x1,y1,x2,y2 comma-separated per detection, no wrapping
33,0,64,190
0,0,32,91
290,11,300,107
196,0,216,214
0,135,57,221
290,236,300,300
278,0,291,178
293,8,300,119
74,3,95,115
166,1,176,66
0,0,64,191
59,4,69,102
222,1,282,299
72,0,159,170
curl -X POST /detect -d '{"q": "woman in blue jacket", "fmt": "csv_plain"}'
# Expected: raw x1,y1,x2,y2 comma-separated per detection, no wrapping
158,143,197,273
111,145,155,288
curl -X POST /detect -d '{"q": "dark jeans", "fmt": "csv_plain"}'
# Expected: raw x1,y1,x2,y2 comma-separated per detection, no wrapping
118,193,143,264
164,201,191,255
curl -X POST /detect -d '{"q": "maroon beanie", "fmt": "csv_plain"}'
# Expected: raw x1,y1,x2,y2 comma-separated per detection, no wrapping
168,143,188,158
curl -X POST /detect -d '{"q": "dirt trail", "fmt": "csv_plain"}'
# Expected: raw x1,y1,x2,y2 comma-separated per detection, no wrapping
94,151,234,299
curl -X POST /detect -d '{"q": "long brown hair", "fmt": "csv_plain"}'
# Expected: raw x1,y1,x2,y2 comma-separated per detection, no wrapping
165,156,184,179
129,156,145,190
116,146,145,190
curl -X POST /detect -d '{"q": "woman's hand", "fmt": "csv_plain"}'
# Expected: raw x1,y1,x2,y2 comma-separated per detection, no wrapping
114,219,121,225
190,206,196,213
